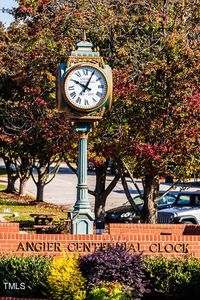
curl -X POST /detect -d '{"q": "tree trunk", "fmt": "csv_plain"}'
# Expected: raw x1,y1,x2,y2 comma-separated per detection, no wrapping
94,162,120,222
6,174,18,193
19,178,28,196
94,163,108,221
3,157,18,193
18,156,31,196
142,174,159,223
31,161,60,203
36,182,45,202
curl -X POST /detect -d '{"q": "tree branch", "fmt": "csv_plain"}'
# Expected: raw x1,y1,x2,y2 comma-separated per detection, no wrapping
103,173,120,199
88,189,95,196
30,167,37,185
155,179,180,203
121,159,142,197
63,154,77,176
45,163,61,185
67,160,78,175
120,169,141,215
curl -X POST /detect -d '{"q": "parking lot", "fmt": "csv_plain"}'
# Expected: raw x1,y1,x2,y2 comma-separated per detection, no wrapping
0,160,199,211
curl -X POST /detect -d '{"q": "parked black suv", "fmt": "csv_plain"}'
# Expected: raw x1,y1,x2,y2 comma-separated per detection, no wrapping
105,193,176,223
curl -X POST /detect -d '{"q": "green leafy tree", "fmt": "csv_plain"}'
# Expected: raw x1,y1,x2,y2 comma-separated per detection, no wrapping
85,0,200,222
109,1,200,222
1,0,199,221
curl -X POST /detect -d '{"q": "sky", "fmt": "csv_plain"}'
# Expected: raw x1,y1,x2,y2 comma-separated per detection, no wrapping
0,0,18,27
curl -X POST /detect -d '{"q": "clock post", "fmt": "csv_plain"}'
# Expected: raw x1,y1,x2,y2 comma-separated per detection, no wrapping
72,123,93,234
56,34,112,234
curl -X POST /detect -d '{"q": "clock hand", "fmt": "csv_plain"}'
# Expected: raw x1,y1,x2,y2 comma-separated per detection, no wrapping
71,79,91,91
82,70,95,93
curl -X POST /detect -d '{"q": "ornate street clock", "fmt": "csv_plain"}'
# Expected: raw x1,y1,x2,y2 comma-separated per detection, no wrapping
56,34,113,235
63,63,110,112
56,35,112,120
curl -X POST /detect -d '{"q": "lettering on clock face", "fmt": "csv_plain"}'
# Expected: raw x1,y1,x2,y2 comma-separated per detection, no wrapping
64,65,108,109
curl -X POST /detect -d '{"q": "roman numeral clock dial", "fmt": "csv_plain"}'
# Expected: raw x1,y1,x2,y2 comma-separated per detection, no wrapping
63,64,109,112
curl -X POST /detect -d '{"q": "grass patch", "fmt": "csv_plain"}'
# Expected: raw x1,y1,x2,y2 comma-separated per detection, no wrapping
0,192,67,224
0,183,6,191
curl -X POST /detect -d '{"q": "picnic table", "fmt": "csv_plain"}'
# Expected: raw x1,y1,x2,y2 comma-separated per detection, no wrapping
30,214,56,233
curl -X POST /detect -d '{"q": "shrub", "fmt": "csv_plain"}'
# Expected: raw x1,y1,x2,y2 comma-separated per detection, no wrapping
79,244,151,299
47,251,86,300
0,255,50,297
87,281,133,300
146,256,200,299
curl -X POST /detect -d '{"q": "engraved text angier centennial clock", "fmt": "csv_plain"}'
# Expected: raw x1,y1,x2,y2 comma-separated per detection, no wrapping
63,63,109,112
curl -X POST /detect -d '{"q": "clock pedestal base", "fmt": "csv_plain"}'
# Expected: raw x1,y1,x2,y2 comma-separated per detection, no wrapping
71,124,94,234
71,211,94,235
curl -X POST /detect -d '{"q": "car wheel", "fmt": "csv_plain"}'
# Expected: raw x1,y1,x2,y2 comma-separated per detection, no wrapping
181,221,194,224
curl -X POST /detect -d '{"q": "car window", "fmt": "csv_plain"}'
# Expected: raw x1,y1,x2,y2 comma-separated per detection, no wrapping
176,195,190,206
165,195,176,203
176,194,200,206
195,199,200,206
158,195,176,205
133,196,144,205
158,198,167,205
193,195,200,206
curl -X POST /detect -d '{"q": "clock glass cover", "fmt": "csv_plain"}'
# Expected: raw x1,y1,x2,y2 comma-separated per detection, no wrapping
63,64,108,111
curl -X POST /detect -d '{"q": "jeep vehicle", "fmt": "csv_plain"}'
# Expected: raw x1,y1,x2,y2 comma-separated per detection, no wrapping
157,191,200,224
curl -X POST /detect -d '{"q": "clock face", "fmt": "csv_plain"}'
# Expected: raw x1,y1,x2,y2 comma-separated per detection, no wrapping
63,64,108,111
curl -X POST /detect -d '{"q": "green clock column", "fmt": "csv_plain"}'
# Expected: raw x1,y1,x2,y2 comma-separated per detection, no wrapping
71,123,94,234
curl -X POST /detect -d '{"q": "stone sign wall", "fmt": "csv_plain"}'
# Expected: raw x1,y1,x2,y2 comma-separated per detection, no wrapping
0,223,200,257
